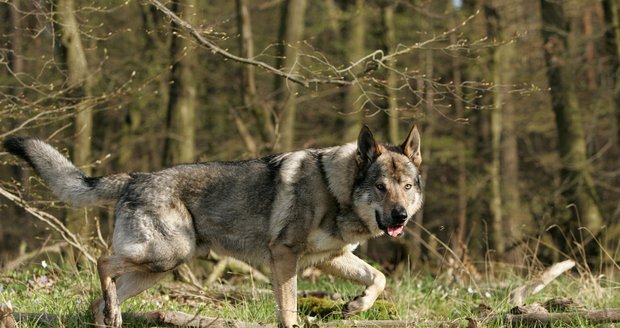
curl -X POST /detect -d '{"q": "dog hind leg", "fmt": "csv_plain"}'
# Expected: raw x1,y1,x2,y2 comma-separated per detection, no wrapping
95,254,179,327
317,251,386,317
94,255,144,327
92,270,167,326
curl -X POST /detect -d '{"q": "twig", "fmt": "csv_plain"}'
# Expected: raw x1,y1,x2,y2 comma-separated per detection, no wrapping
510,260,575,306
11,308,620,327
0,186,97,264
147,0,350,88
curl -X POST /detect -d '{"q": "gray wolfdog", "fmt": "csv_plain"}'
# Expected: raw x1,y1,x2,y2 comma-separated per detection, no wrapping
4,124,423,327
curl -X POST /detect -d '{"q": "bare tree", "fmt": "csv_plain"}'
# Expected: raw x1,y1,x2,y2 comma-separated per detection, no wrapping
274,0,307,151
540,0,603,241
236,0,275,155
54,0,97,251
485,0,531,260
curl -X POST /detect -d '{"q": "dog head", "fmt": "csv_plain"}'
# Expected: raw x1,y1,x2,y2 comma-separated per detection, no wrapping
352,124,423,238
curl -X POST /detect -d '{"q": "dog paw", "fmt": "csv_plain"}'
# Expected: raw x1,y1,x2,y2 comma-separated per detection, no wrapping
103,300,122,327
342,294,373,318
104,308,122,327
91,298,105,327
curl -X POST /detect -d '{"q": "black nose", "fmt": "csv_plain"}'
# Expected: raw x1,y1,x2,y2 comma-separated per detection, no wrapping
391,206,408,223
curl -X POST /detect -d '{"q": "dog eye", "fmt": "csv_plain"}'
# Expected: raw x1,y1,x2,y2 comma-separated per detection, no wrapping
375,183,386,191
404,184,412,190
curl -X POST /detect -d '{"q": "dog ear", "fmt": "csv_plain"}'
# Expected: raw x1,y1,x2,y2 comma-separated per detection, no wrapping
401,125,422,167
357,125,381,166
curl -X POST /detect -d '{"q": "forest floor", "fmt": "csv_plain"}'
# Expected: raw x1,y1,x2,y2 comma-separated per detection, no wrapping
0,259,619,327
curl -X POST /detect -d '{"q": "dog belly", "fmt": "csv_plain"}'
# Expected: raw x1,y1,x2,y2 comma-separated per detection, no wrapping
207,239,271,267
195,214,273,266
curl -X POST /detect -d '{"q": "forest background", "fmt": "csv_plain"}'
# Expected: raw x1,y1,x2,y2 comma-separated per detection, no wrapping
0,0,619,281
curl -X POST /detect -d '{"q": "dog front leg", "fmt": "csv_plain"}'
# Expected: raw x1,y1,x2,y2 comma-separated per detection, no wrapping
318,251,386,317
270,244,299,327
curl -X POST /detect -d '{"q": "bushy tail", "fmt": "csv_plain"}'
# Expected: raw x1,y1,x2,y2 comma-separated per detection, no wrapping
3,136,130,206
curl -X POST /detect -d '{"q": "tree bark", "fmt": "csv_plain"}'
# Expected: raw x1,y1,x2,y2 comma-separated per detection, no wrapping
163,0,198,165
540,0,603,238
274,0,307,151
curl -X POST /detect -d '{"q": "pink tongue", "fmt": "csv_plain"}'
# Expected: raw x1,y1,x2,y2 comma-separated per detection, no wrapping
387,225,404,237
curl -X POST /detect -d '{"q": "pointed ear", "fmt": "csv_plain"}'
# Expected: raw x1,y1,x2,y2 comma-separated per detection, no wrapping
357,125,381,165
401,125,422,167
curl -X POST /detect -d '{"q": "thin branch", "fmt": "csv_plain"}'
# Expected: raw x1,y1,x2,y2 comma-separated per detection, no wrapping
0,186,97,264
147,0,350,88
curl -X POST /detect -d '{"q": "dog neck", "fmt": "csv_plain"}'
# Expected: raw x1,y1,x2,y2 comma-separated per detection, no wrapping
335,207,379,243
318,142,358,206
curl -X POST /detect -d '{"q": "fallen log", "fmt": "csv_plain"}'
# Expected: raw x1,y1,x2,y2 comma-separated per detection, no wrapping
505,308,620,326
129,311,274,327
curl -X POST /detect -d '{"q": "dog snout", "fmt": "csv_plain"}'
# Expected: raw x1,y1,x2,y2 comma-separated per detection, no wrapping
391,206,408,224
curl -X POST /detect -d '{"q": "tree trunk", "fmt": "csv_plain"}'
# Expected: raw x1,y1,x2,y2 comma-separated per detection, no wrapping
409,49,435,265
342,0,365,141
485,3,504,256
274,0,307,151
540,0,603,240
55,0,94,175
237,0,275,154
54,0,96,253
491,0,531,261
163,0,197,165
380,2,399,144
449,15,468,257
8,0,23,79
603,0,620,144
120,4,169,171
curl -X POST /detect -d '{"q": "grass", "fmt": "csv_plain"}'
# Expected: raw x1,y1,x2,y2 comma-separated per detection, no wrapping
1,259,619,327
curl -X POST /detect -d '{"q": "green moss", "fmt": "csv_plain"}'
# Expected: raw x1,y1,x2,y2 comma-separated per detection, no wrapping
298,296,342,319
297,296,397,321
367,299,398,320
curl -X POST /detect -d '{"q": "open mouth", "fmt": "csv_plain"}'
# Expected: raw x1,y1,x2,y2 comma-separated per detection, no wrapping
386,224,404,237
375,210,405,237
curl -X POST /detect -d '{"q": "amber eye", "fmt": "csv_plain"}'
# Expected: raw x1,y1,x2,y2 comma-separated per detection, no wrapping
376,183,386,191
404,184,412,190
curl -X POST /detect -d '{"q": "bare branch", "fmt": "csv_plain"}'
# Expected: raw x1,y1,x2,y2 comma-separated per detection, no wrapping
147,0,350,88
